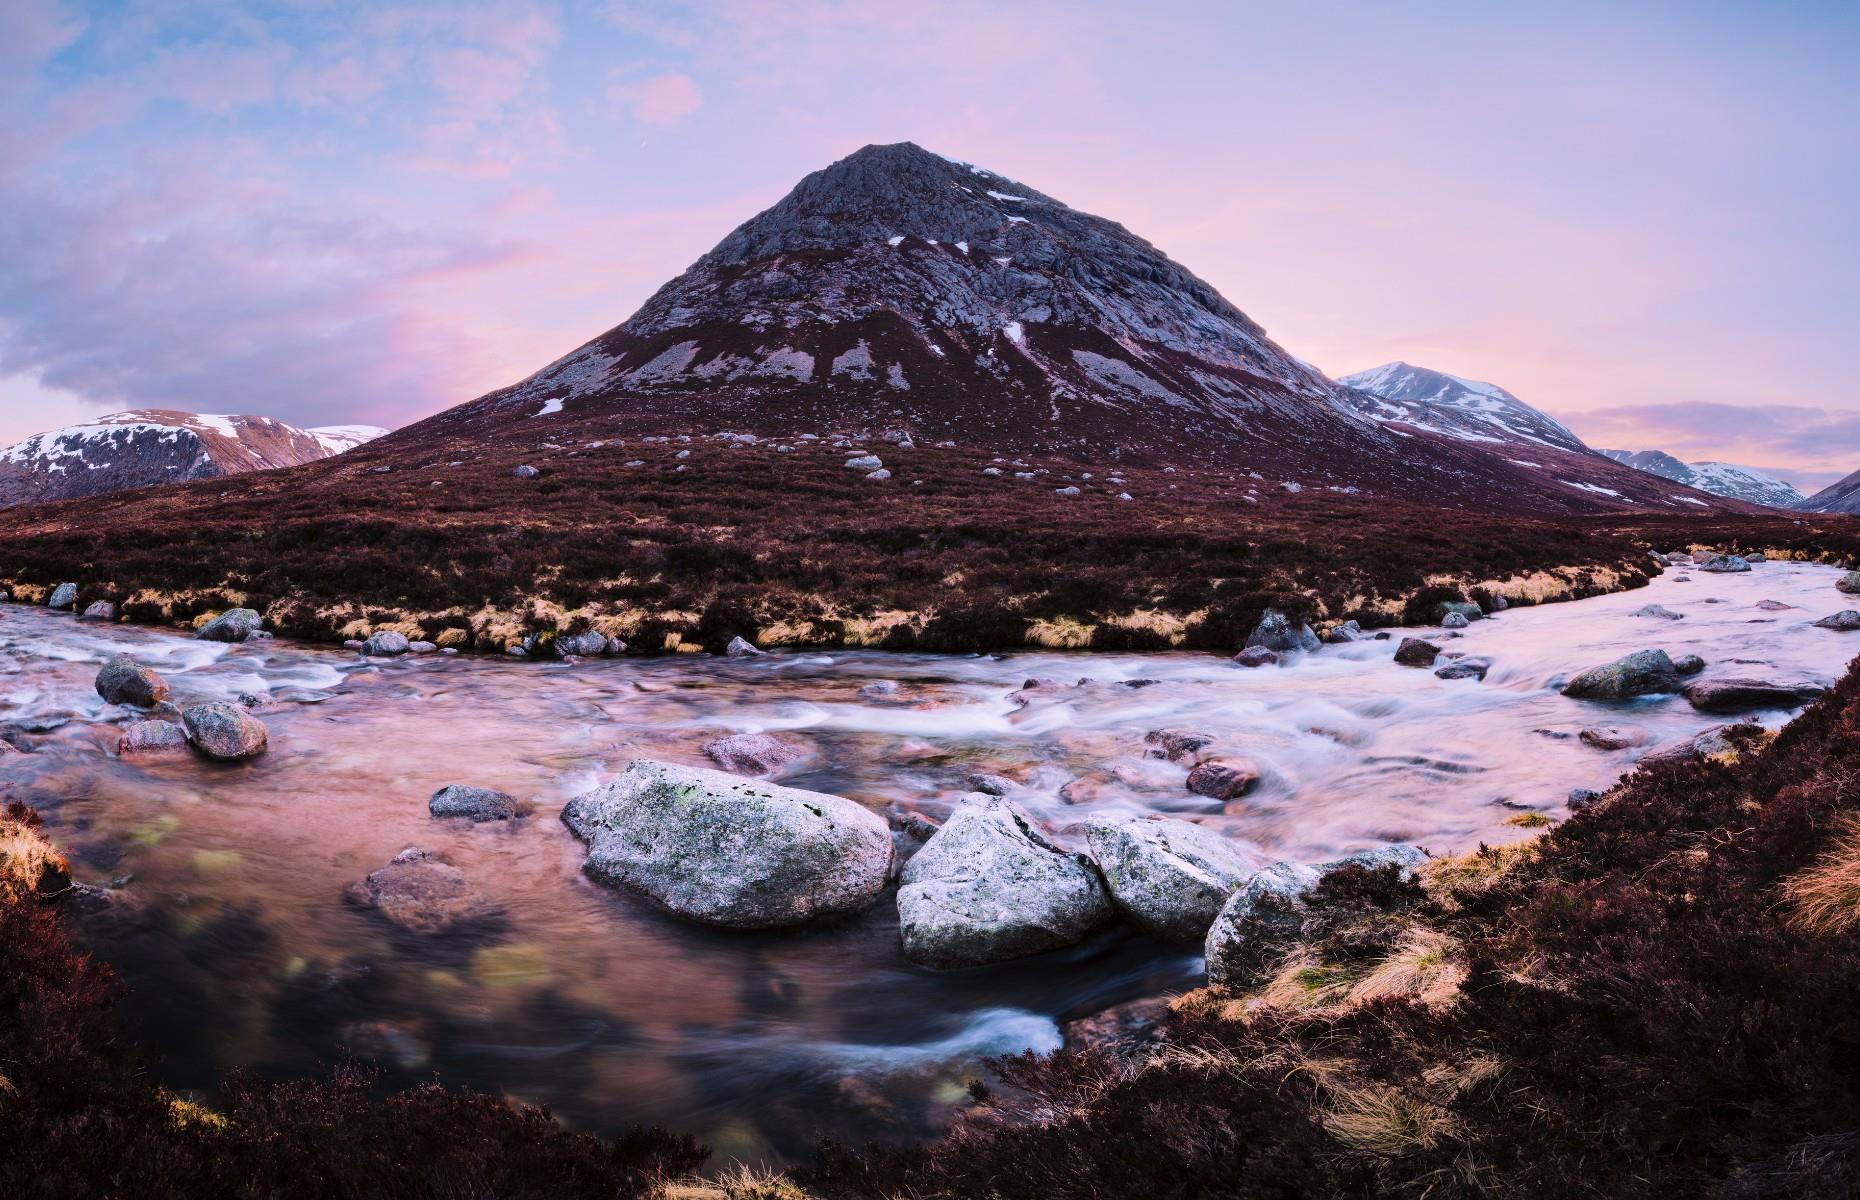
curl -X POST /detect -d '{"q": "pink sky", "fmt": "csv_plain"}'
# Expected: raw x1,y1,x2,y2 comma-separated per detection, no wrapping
1,1,1855,490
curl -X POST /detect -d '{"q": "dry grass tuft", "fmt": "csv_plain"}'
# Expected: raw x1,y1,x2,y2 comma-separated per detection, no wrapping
1781,815,1860,935
1321,1084,1461,1157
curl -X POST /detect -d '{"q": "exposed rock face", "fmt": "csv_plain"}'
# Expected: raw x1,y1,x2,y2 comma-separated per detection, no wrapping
94,655,169,707
428,784,523,822
1561,650,1682,701
1084,816,1265,940
563,760,892,928
345,847,499,934
1683,678,1826,714
181,703,269,760
897,794,1111,968
1246,608,1320,654
0,410,384,508
1394,637,1441,667
117,719,187,755
196,608,263,643
703,732,812,777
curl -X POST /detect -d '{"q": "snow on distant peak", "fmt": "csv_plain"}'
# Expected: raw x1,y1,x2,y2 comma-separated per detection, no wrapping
1338,362,1587,454
307,424,389,453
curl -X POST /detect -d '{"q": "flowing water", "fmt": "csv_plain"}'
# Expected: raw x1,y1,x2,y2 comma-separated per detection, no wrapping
0,560,1853,1162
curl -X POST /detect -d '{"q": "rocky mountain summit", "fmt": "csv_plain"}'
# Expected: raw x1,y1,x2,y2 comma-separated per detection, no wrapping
0,411,385,507
1599,448,1804,509
420,142,1725,513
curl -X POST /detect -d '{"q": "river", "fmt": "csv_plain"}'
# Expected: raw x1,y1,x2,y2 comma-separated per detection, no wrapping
0,559,1850,1162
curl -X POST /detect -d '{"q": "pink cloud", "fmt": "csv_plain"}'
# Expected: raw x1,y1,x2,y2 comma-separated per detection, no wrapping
611,72,703,126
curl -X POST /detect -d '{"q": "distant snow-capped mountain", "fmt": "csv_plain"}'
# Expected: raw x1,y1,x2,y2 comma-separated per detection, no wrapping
1336,362,1587,454
0,410,387,507
1598,449,1804,509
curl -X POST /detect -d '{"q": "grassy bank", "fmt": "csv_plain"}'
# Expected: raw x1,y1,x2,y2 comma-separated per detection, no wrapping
0,438,1677,655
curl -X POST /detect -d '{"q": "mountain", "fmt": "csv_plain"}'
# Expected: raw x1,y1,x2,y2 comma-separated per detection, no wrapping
1598,449,1805,509
1793,468,1860,514
0,410,386,507
415,142,1724,515
1337,362,1586,454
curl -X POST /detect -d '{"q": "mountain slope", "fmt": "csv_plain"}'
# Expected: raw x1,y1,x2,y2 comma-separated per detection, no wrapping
1338,362,1586,453
1795,467,1860,514
0,411,386,507
1599,449,1804,509
407,143,1726,516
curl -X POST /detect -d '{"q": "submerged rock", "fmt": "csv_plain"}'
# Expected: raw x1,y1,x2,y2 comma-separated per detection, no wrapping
46,583,78,610
195,608,263,643
181,703,268,761
564,760,892,929
1394,637,1441,667
1634,604,1684,621
1185,757,1260,801
897,794,1111,968
1245,608,1319,654
1434,656,1491,681
1580,726,1648,750
1674,654,1707,675
117,719,187,756
1324,620,1365,644
1683,678,1826,714
704,732,811,777
429,784,523,822
345,847,500,935
1560,649,1682,701
1084,816,1265,940
1144,729,1213,762
1756,599,1794,611
94,655,169,708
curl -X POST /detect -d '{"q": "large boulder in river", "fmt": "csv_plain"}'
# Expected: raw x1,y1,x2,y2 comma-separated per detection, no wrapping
1084,816,1265,940
1696,554,1750,574
1244,608,1319,654
1434,655,1491,681
181,703,268,760
1394,637,1441,667
1683,678,1826,714
1560,649,1682,701
195,608,263,643
1838,572,1860,595
553,631,609,657
429,784,523,822
46,583,78,610
345,847,500,935
1185,757,1260,801
1436,600,1483,624
80,600,116,621
1674,654,1707,675
897,794,1112,968
95,655,169,707
1231,646,1279,668
1814,611,1860,631
563,760,892,929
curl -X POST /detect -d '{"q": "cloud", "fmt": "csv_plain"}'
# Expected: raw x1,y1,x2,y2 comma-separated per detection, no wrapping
610,72,702,126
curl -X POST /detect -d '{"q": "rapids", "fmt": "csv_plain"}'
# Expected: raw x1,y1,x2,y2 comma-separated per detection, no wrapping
0,559,1851,1160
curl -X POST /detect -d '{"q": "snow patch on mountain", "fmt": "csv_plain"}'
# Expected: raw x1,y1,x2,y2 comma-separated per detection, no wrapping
1599,449,1804,509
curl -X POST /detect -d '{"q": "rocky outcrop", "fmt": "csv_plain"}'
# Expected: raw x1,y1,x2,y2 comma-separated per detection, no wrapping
1561,650,1682,701
563,760,892,928
1084,816,1265,940
195,608,264,643
897,794,1111,968
94,655,169,708
180,703,269,760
